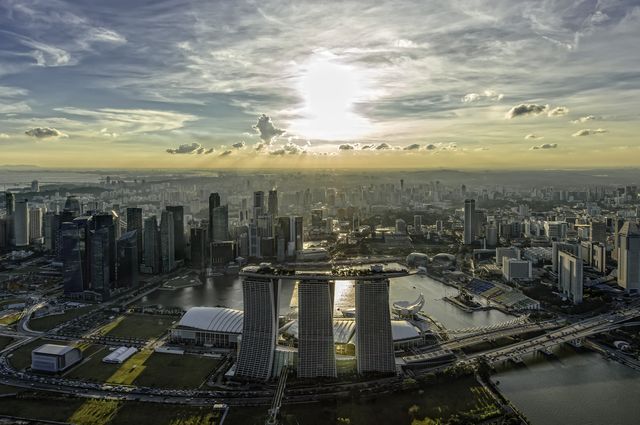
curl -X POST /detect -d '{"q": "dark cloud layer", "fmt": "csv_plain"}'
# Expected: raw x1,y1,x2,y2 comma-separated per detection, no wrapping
253,114,285,144
24,127,67,138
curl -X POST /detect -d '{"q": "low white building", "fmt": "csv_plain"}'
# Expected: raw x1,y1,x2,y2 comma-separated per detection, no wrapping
502,258,532,281
103,346,138,364
171,307,243,348
31,344,82,373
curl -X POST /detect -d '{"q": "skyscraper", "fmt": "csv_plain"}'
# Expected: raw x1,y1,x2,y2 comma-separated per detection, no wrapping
160,210,175,273
126,207,143,264
268,189,278,216
208,193,221,242
64,196,81,215
463,199,475,245
143,215,161,274
13,199,29,247
190,227,209,269
90,227,111,299
117,230,139,289
4,192,15,216
253,191,264,218
558,251,583,304
235,274,280,381
166,206,185,261
618,221,640,294
61,222,84,295
290,216,303,257
44,212,60,252
297,280,337,378
355,278,395,374
29,207,43,244
211,204,229,241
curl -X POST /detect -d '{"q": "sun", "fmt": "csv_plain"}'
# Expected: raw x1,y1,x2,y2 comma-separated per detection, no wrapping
290,52,373,141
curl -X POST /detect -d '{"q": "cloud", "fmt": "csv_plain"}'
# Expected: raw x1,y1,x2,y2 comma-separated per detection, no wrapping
547,106,569,117
531,143,558,150
462,90,504,103
219,150,232,156
571,115,596,124
403,143,421,150
0,133,9,139
505,104,548,119
253,114,285,144
572,128,608,137
424,144,437,150
338,143,356,150
375,143,391,150
231,141,246,149
24,127,67,138
255,142,266,151
524,134,543,139
166,142,213,154
99,128,118,138
56,107,197,133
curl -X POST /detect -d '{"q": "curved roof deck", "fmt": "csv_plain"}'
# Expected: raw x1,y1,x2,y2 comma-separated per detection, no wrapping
240,263,411,281
177,306,243,334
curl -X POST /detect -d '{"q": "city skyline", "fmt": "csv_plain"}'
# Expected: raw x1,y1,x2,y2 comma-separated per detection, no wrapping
1,0,639,169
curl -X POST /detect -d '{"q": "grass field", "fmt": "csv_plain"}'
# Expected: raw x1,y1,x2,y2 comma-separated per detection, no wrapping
0,335,15,350
225,375,499,425
105,314,174,340
0,395,223,425
133,353,220,389
0,311,22,325
28,305,96,332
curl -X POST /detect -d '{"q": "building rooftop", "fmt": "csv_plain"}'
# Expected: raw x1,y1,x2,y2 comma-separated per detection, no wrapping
177,307,243,334
33,344,77,356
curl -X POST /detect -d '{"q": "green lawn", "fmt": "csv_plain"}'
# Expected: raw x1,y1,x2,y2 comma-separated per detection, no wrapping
105,314,174,340
225,375,500,425
0,335,15,350
0,395,223,425
28,305,96,332
65,345,120,382
133,353,220,389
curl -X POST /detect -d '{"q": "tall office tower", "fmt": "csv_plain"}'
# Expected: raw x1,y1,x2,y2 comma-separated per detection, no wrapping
61,222,84,295
235,275,280,381
64,196,82,215
4,192,15,215
290,216,303,256
248,221,260,258
297,280,337,378
311,209,323,228
558,251,583,304
268,189,278,216
413,215,423,232
589,221,607,245
0,218,7,249
395,219,407,234
31,180,40,192
208,193,221,242
92,213,117,287
355,279,395,374
190,227,209,269
43,212,59,252
211,204,229,241
143,216,161,274
13,199,29,247
613,218,626,260
126,207,143,264
160,210,175,273
117,230,139,289
618,221,640,294
90,228,111,299
72,216,92,290
463,199,476,245
257,214,273,238
486,224,497,247
29,207,43,243
166,206,185,261
253,191,264,218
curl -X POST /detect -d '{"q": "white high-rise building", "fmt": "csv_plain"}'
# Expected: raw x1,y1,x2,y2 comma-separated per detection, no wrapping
502,258,532,281
13,199,29,247
558,251,583,304
618,221,640,294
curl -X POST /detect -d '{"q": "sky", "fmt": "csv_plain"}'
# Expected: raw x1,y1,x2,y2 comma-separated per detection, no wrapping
0,0,639,170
